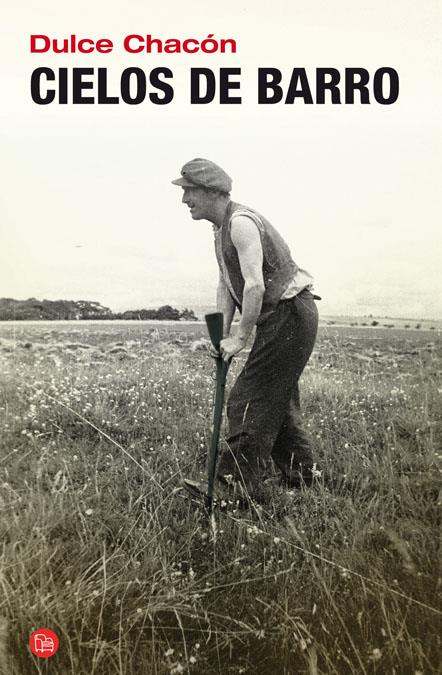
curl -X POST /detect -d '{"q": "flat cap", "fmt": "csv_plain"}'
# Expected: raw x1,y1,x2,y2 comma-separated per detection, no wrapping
172,158,232,192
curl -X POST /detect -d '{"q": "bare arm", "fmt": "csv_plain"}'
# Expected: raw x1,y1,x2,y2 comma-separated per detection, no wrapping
217,272,236,336
219,215,265,361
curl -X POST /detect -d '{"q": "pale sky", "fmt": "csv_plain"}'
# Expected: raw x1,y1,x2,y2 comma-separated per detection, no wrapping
1,0,441,318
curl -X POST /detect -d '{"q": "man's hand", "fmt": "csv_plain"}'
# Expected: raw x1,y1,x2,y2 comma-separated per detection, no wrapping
217,335,247,363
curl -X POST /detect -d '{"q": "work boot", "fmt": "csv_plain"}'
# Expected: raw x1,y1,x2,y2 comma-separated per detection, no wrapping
266,464,322,490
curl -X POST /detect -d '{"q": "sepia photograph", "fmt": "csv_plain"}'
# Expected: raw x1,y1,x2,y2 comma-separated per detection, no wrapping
1,0,441,673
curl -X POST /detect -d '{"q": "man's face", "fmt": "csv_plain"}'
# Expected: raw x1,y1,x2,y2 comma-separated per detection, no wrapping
181,186,214,220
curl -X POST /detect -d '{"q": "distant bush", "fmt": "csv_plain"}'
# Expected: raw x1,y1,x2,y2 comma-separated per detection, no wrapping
0,298,199,322
415,323,421,330
113,305,198,321
179,308,199,321
0,298,112,321
371,320,379,326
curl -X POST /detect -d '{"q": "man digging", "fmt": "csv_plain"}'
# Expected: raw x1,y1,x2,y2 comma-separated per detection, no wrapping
172,158,319,506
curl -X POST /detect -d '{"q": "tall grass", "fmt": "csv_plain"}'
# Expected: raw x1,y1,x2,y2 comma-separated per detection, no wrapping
0,324,440,673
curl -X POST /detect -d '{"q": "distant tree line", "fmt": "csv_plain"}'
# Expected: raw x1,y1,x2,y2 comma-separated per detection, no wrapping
0,298,198,321
113,306,198,321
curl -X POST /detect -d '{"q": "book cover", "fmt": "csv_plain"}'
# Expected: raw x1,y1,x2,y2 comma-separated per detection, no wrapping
1,1,441,673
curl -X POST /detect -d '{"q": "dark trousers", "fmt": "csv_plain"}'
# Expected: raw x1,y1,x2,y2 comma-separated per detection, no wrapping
217,289,318,488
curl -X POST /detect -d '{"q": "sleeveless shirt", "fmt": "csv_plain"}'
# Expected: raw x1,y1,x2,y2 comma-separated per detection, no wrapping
214,201,312,324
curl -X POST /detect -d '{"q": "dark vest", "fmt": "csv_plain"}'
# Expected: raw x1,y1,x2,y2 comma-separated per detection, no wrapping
215,201,298,324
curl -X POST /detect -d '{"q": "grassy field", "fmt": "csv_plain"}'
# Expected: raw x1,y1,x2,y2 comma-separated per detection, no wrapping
0,321,441,674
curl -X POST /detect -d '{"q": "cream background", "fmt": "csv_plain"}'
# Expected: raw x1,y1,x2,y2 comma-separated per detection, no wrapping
1,0,441,318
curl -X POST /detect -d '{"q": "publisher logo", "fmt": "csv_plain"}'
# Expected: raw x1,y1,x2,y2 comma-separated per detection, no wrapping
29,628,59,658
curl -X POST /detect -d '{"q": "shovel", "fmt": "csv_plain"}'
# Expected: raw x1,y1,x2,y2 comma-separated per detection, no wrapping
183,312,229,512
205,312,230,510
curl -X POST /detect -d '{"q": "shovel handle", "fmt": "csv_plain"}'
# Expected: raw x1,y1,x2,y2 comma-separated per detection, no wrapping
205,312,224,352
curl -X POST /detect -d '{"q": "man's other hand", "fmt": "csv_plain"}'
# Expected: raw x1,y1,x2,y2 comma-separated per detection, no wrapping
219,335,247,363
